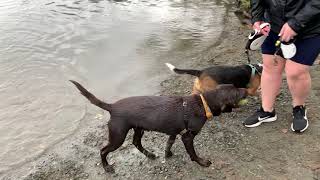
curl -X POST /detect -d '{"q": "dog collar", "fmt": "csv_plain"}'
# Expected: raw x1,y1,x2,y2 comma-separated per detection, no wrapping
246,64,261,88
179,96,212,136
248,64,257,78
200,94,213,120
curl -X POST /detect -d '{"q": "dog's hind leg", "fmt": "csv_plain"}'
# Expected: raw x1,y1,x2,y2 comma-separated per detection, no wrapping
181,132,211,167
165,135,176,158
132,128,157,159
100,122,129,173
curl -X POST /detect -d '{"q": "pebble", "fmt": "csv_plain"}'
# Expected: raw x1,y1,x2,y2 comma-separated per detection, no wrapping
281,129,288,134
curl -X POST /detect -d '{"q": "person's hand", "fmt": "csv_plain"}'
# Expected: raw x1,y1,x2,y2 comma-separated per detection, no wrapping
279,23,297,42
253,21,270,36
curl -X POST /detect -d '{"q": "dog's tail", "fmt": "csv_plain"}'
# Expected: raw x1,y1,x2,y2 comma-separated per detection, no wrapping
70,80,111,112
165,63,201,77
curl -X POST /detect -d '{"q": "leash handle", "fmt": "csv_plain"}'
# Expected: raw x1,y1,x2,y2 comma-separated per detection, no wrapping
259,23,270,30
273,38,297,64
250,22,270,39
245,23,270,64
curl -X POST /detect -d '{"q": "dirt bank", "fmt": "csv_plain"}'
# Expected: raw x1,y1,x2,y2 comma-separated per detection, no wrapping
2,3,320,180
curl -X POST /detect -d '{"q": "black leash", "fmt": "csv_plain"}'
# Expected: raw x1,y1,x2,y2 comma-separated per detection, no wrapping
245,49,251,64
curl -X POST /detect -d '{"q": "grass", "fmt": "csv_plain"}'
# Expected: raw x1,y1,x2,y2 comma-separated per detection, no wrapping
239,0,250,11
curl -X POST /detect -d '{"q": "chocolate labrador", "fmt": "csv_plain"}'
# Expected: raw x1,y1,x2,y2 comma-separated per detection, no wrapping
70,80,247,173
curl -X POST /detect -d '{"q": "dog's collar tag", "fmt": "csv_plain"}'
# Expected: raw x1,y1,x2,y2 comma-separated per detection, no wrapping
200,94,213,120
182,101,187,107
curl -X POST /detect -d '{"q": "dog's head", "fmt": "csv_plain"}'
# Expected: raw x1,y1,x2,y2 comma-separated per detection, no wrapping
203,84,247,116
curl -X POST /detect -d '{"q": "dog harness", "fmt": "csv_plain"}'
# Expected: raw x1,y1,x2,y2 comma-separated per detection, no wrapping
179,95,213,135
246,64,261,88
248,64,261,77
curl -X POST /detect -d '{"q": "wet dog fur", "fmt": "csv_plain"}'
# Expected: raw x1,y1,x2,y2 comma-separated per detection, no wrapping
166,63,262,96
70,80,247,173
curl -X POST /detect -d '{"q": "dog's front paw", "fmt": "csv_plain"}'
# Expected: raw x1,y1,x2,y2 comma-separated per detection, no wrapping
165,151,173,158
104,165,115,173
197,158,212,167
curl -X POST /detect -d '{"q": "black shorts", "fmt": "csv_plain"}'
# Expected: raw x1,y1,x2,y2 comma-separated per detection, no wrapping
261,31,320,66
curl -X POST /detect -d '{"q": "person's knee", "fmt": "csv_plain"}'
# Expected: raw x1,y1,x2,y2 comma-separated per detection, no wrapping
285,64,310,80
262,55,284,75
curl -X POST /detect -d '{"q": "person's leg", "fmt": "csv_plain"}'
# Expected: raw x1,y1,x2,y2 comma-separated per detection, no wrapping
243,54,285,127
243,30,287,128
284,35,320,132
285,61,311,107
285,61,310,132
261,55,286,112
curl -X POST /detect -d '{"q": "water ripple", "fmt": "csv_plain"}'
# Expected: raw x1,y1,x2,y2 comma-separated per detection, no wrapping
0,0,226,175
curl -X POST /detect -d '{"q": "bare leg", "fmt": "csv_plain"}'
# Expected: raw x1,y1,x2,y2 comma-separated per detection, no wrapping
261,55,286,111
285,60,311,106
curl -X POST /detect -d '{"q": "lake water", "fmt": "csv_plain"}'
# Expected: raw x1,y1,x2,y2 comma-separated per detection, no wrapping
0,0,226,174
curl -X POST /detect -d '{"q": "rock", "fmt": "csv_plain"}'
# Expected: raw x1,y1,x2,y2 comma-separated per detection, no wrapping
94,113,103,120
215,160,230,170
281,129,288,134
310,163,320,171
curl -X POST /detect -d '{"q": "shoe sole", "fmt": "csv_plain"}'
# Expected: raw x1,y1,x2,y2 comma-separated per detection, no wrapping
291,119,309,133
244,115,277,128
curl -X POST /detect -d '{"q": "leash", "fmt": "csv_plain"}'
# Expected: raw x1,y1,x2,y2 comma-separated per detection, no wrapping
245,49,252,64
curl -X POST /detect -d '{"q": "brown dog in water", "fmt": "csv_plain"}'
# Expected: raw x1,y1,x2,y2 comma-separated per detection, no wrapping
165,63,262,96
70,80,247,173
